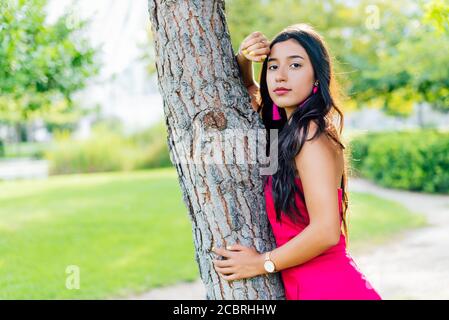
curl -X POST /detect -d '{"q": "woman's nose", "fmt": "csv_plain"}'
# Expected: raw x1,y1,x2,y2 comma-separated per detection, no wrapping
275,66,287,82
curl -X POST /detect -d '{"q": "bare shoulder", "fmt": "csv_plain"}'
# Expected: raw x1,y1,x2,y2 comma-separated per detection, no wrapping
295,121,343,185
294,121,343,238
297,121,334,162
302,121,343,158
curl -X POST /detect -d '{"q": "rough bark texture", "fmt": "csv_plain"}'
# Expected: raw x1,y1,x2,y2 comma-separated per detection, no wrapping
147,0,284,299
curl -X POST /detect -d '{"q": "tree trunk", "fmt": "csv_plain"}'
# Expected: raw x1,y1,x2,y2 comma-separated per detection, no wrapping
147,0,284,299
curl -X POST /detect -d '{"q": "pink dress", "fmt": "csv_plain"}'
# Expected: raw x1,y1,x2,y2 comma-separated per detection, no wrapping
264,175,382,300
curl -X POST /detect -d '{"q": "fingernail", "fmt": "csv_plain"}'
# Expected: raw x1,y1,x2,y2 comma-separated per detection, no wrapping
261,55,267,59
242,49,248,54
226,245,232,250
211,246,215,251
249,51,254,56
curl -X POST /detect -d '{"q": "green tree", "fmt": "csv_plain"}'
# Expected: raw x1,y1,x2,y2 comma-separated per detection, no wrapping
0,0,99,140
424,0,449,34
341,0,449,116
144,0,448,117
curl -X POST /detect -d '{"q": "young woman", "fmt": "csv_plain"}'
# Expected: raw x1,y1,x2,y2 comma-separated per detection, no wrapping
212,24,382,300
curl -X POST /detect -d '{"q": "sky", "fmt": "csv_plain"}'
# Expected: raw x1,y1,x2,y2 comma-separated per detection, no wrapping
46,0,164,134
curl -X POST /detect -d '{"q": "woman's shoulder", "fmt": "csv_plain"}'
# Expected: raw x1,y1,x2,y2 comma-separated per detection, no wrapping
296,121,342,165
303,121,342,153
298,120,321,144
296,121,344,187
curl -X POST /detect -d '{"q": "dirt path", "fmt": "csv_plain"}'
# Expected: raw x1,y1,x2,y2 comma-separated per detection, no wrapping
345,178,449,299
125,178,449,300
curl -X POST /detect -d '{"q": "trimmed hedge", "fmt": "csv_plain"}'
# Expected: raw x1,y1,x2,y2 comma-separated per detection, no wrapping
350,130,449,193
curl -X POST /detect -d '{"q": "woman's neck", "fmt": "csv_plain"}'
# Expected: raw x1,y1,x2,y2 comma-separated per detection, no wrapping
284,106,296,121
284,94,314,121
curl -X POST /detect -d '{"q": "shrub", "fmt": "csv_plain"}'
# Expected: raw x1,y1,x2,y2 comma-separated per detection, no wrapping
1,142,47,159
129,122,172,169
45,121,173,175
45,126,131,175
350,130,449,193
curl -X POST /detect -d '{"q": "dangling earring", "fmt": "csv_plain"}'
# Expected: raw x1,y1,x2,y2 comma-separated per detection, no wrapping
313,80,319,94
272,103,282,120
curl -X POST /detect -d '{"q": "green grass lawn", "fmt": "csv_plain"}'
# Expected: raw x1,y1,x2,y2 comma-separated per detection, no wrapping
346,193,427,253
0,168,426,299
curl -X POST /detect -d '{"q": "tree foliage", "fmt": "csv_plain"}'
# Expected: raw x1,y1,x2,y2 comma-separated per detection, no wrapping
0,0,98,126
225,0,449,115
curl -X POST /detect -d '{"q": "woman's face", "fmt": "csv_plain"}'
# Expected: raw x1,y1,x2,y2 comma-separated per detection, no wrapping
266,39,315,114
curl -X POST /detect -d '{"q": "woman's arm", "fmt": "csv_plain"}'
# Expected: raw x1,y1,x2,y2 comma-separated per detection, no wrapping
265,122,342,271
213,123,343,280
236,50,258,88
271,122,341,270
236,31,269,85
236,52,260,112
236,32,270,113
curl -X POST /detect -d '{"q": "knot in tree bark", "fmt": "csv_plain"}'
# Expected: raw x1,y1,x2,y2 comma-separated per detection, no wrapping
203,110,227,131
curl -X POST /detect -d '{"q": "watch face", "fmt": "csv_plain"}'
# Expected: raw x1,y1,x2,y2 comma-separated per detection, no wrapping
264,261,275,273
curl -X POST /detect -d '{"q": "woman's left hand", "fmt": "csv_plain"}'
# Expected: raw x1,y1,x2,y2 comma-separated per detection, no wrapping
212,243,266,281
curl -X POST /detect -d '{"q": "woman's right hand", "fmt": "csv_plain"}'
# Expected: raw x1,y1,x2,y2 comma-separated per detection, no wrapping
238,31,270,63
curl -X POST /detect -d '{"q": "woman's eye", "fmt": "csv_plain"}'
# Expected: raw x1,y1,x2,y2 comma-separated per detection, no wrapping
268,63,301,70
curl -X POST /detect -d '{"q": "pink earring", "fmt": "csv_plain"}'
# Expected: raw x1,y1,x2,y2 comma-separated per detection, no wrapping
313,81,319,94
272,103,282,120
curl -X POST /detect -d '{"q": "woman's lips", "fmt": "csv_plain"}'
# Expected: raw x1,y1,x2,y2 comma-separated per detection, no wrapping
274,89,291,95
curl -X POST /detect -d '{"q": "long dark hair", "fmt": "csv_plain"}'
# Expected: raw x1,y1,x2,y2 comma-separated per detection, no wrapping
259,24,350,244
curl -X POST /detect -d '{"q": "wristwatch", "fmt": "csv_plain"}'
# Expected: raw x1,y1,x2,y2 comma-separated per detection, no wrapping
263,251,277,273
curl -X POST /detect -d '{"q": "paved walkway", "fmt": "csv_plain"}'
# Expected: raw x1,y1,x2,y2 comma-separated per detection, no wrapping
0,158,48,180
126,178,449,300
345,179,449,300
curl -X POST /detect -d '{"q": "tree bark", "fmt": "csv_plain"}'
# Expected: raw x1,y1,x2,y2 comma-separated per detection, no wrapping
147,0,284,299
